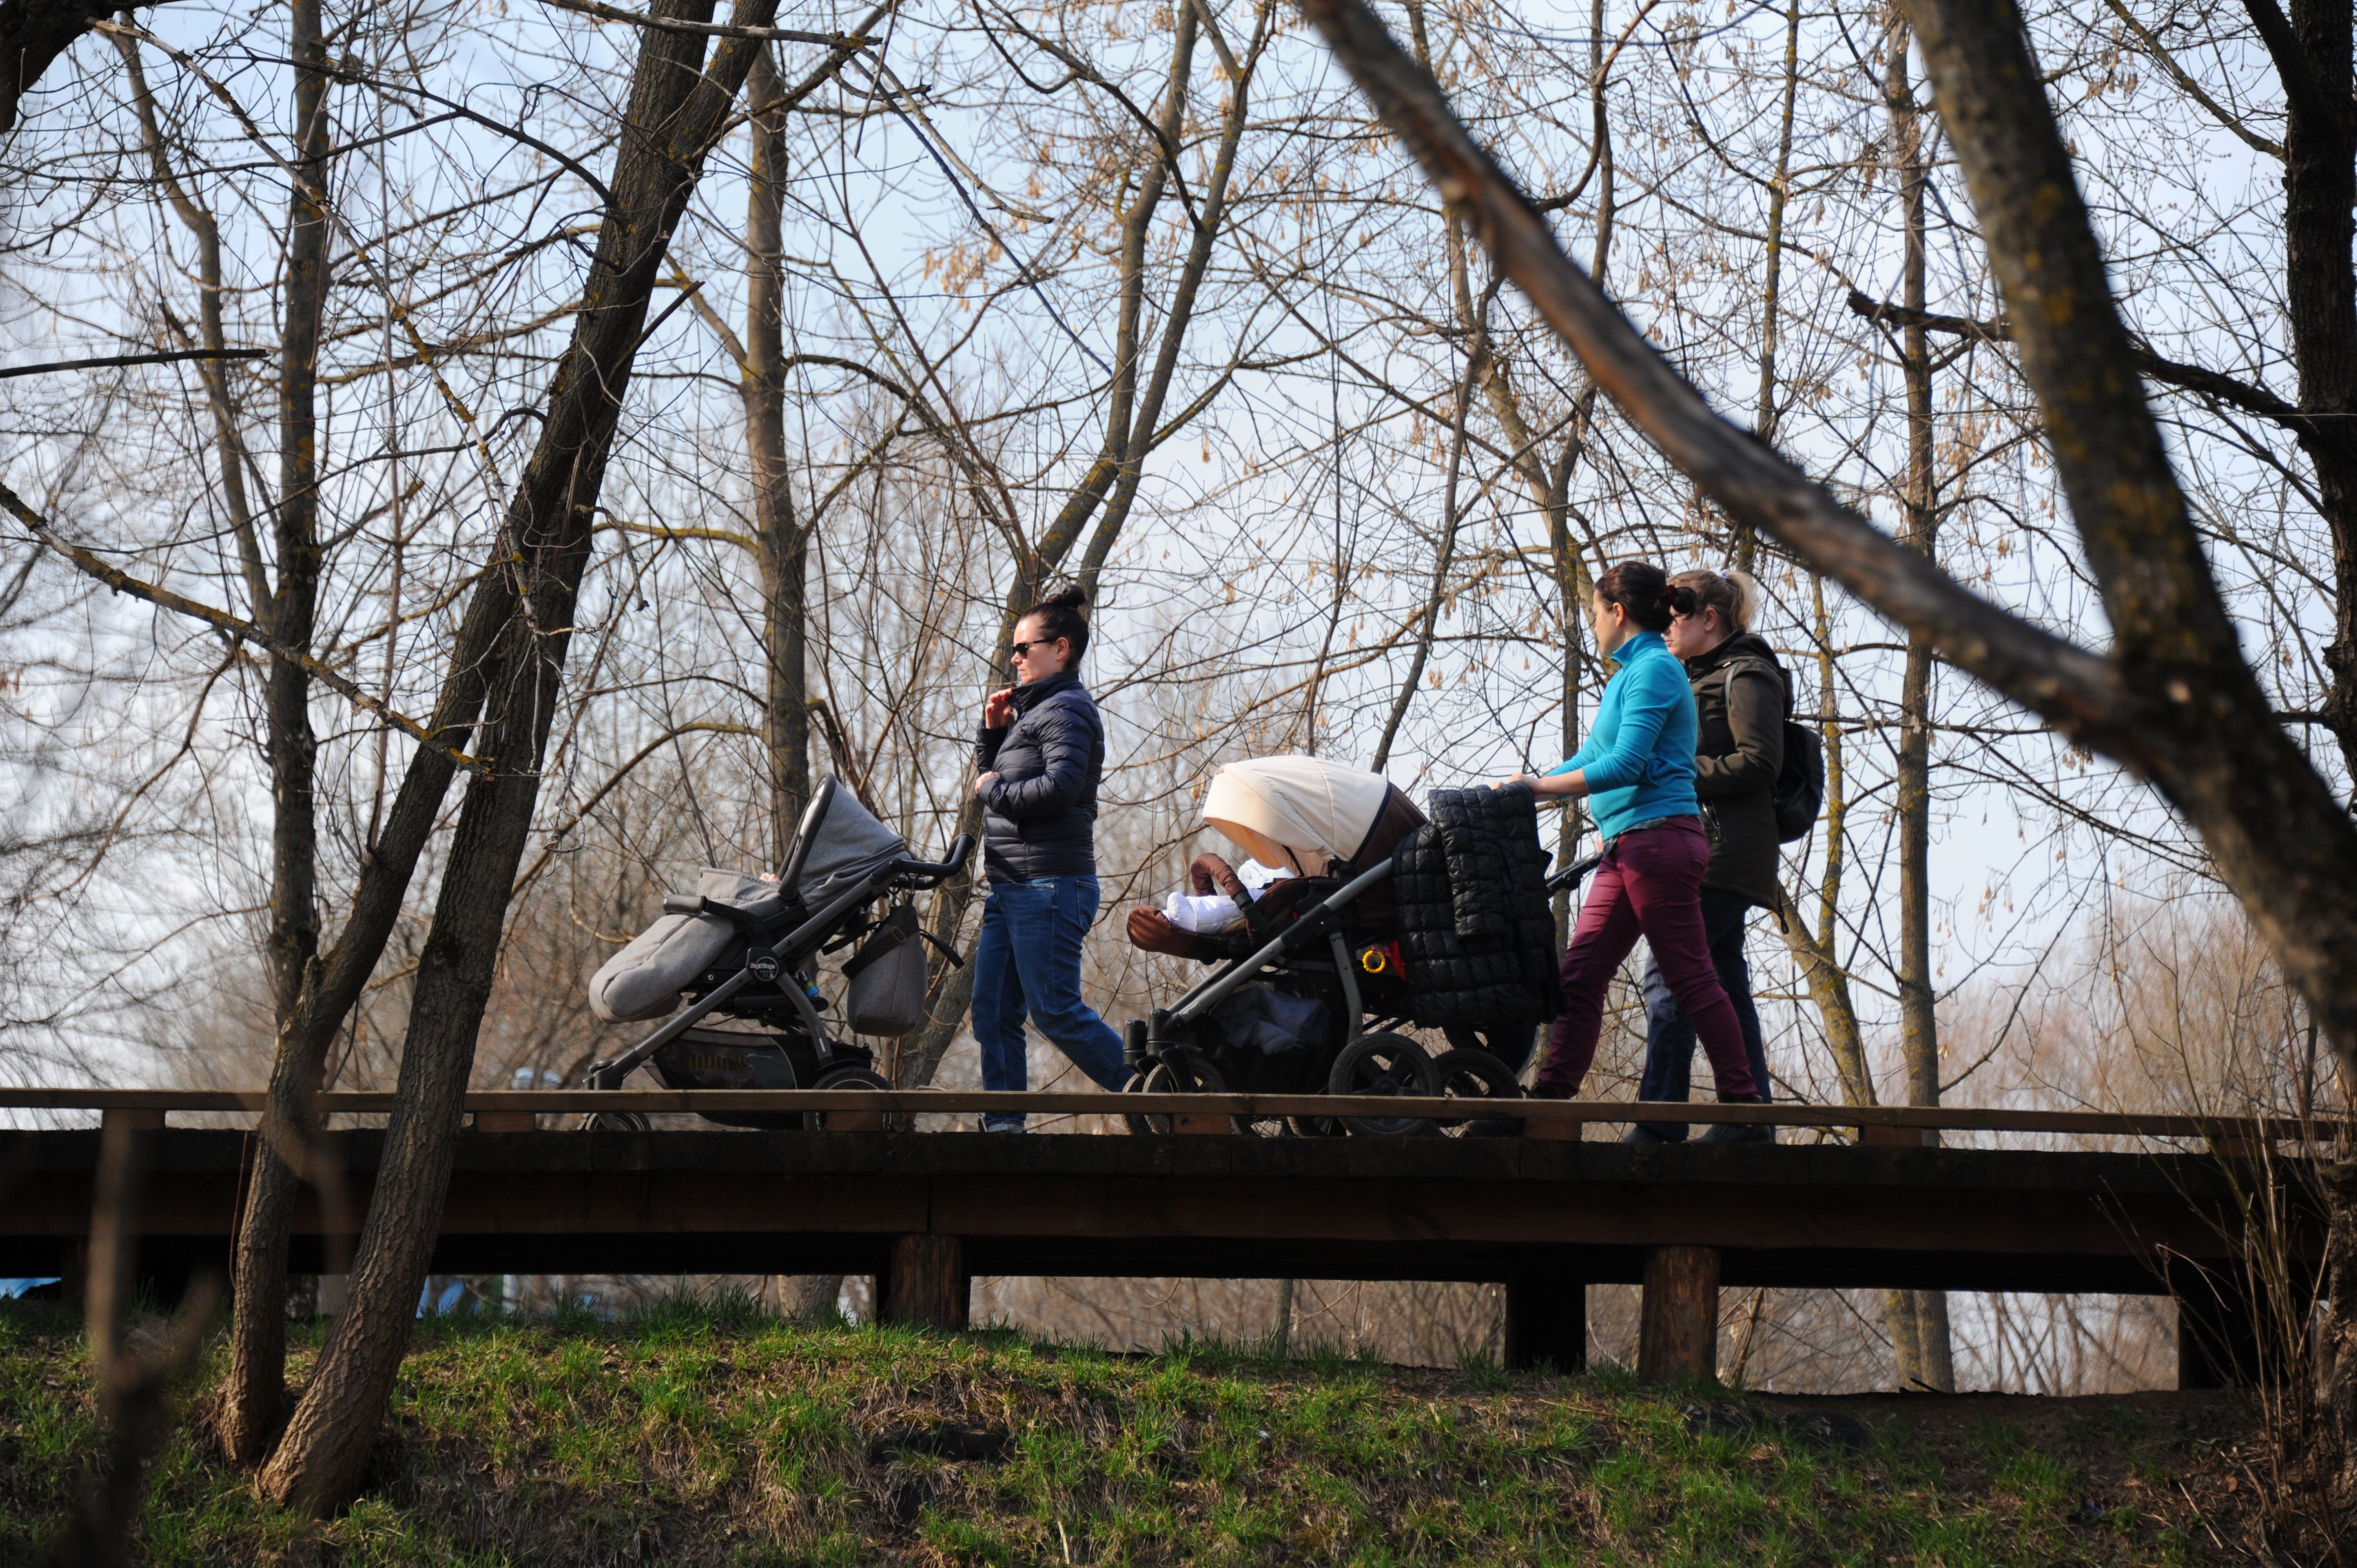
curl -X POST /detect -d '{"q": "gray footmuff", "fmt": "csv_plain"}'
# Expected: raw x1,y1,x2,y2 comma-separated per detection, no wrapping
586,868,786,1023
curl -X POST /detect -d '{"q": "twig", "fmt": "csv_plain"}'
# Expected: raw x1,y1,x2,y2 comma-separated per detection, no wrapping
1,480,494,777
0,348,267,380
535,0,877,47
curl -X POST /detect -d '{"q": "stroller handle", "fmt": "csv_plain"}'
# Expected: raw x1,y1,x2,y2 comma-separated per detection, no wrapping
1544,851,1603,895
889,832,974,886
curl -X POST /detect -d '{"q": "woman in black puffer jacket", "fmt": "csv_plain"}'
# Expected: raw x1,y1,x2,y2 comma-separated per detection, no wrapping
967,587,1126,1129
1628,569,1791,1145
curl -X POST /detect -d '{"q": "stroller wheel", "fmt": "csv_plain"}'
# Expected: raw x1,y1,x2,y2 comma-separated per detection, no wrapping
1443,1022,1537,1077
583,1110,650,1133
805,1065,891,1131
1121,1052,1238,1135
1427,1048,1522,1134
1327,1032,1440,1137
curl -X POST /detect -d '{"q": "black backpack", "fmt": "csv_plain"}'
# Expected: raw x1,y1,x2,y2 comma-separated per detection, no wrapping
1725,653,1823,843
1773,720,1824,842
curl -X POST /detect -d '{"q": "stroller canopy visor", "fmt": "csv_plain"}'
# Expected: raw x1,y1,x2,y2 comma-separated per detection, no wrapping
792,782,908,902
1203,756,1391,871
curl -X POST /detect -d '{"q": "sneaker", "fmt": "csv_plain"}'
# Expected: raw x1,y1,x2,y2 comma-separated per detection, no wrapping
1619,1123,1680,1145
1696,1118,1773,1145
980,1115,1026,1133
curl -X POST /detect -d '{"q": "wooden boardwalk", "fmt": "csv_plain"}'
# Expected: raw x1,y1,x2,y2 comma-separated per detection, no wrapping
0,1088,2333,1386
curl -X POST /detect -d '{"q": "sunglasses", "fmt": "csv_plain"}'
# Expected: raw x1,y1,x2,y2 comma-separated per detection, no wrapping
1008,638,1065,659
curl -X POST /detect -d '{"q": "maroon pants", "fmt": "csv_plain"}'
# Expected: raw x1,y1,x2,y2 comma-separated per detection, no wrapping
1532,817,1759,1100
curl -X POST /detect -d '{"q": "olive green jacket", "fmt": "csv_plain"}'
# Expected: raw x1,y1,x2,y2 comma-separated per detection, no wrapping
1686,632,1790,909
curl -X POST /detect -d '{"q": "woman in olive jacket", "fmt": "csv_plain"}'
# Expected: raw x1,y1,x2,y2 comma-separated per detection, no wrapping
1628,570,1790,1144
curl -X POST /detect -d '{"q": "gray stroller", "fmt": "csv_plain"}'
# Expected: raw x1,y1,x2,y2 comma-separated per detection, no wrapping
583,777,970,1128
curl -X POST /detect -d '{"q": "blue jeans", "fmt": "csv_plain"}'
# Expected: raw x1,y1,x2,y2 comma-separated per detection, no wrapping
970,875,1128,1127
1636,885,1771,1139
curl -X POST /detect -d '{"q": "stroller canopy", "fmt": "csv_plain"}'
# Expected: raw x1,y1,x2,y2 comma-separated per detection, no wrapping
1203,756,1391,872
790,780,908,902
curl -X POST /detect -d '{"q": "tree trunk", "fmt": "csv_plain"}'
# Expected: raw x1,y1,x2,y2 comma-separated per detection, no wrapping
900,2,1271,1091
256,0,796,1510
743,43,810,863
2256,0,2357,778
221,581,507,1462
1884,4,1954,1394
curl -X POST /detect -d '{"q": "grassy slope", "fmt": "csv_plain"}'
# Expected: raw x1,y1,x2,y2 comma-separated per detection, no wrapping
0,1297,2258,1566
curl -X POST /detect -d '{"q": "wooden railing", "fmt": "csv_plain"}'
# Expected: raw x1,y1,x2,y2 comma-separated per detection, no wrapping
0,1086,2338,1146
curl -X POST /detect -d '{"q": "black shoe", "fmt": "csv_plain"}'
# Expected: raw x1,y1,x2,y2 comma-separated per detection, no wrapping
1465,1116,1523,1139
1698,1093,1774,1144
1619,1123,1675,1144
1696,1120,1774,1144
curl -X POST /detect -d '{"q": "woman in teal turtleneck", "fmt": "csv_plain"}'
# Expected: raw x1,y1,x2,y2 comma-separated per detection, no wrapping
1501,560,1763,1107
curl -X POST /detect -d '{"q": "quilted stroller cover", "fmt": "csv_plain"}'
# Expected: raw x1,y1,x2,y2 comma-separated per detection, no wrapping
586,781,908,1023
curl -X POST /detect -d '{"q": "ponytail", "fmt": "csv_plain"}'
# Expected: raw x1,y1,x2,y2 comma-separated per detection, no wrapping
1668,568,1758,635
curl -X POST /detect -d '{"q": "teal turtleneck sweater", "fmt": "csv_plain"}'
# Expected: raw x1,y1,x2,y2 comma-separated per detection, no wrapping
1545,630,1700,842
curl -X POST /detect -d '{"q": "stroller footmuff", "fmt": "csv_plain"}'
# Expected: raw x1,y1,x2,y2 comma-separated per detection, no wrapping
1119,756,1559,1136
582,778,971,1129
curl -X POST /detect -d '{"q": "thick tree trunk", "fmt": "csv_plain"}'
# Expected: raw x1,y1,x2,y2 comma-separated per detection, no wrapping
220,580,506,1462
2257,0,2357,777
255,0,796,1510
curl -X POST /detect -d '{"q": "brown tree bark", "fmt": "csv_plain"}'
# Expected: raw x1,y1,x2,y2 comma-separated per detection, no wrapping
255,0,809,1510
2246,0,2357,778
1882,6,1954,1394
1295,0,2357,1082
743,42,810,862
897,0,1271,1092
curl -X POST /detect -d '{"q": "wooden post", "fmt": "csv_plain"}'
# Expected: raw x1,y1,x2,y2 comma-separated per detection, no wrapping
1638,1245,1719,1383
883,1234,966,1330
100,1107,166,1133
2174,1263,2265,1390
1503,1261,1585,1370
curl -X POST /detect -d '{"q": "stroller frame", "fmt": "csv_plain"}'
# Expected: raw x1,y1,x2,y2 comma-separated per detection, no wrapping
586,777,972,1098
1123,840,1604,1134
1130,857,1396,1069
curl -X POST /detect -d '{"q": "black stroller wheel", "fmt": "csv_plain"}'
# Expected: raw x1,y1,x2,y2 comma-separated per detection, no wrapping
1121,1051,1240,1135
1327,1031,1440,1137
1427,1048,1523,1134
1443,1022,1537,1077
583,1110,651,1133
805,1064,891,1131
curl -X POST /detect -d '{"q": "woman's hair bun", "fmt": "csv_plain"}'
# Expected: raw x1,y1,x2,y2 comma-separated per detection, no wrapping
1021,582,1092,661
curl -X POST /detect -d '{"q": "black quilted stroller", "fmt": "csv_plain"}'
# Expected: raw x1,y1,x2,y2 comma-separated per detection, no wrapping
1120,757,1563,1136
583,777,970,1128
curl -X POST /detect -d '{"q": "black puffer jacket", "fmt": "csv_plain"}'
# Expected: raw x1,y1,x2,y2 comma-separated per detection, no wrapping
1393,784,1562,1027
1686,632,1791,909
975,670,1105,883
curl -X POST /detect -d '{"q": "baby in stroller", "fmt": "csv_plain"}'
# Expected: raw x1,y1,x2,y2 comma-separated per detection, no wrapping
581,777,970,1128
1120,757,1559,1135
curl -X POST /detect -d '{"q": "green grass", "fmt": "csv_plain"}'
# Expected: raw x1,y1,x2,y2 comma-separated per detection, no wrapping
0,1296,2232,1566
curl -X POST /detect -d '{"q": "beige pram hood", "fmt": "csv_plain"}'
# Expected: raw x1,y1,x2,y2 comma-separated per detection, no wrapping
1202,756,1392,873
